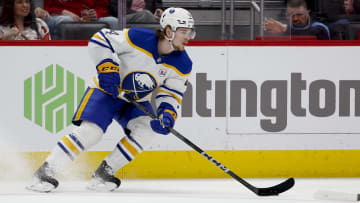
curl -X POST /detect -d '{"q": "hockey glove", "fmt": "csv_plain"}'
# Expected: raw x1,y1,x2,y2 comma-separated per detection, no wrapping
150,102,177,135
97,59,120,99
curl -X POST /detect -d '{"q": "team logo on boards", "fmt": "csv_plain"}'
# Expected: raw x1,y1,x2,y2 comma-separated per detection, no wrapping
24,64,86,133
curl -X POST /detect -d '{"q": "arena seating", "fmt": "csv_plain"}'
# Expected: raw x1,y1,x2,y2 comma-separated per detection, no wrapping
57,22,110,40
52,0,286,40
255,35,317,40
349,23,360,40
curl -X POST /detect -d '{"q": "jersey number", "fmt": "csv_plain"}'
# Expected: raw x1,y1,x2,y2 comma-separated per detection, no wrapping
105,30,119,35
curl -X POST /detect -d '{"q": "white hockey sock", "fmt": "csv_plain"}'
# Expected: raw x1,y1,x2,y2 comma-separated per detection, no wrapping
45,121,103,174
105,135,144,171
46,133,85,173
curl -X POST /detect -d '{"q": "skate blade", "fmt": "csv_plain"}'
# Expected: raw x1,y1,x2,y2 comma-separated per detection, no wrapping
86,179,118,192
26,182,55,193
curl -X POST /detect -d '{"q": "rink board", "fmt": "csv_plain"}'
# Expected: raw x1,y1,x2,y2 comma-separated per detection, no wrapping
1,40,360,178
18,150,360,179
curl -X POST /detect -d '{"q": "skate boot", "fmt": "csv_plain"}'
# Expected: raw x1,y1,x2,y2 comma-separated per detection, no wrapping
26,162,59,193
87,160,121,192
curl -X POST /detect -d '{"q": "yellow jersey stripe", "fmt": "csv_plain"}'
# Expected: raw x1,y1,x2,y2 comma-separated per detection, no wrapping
121,138,139,157
158,89,182,104
162,63,191,77
61,136,80,156
125,29,153,59
164,109,177,121
97,61,119,73
74,88,95,121
93,34,106,42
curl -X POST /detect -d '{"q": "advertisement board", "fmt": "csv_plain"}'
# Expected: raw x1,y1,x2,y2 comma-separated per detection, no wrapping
1,41,359,178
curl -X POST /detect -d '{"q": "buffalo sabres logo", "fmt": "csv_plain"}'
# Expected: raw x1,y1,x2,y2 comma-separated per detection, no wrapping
122,71,158,99
134,73,155,89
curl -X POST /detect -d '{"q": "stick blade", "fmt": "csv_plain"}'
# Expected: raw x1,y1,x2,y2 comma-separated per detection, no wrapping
256,178,295,196
314,190,360,201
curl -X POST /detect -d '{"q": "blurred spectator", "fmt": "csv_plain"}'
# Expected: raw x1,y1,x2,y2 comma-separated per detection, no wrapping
109,0,163,23
144,0,162,14
265,0,330,40
341,0,360,16
0,0,50,40
321,0,353,39
354,0,360,13
345,0,354,14
323,0,360,19
36,0,119,39
0,0,3,16
320,0,346,21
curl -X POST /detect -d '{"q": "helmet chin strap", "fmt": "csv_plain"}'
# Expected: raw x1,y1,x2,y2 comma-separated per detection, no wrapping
165,31,176,51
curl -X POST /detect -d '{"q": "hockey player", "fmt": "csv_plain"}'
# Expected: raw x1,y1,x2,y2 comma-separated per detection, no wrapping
26,7,195,192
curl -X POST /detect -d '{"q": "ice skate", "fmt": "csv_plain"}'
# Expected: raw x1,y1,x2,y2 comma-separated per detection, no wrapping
26,162,59,193
87,160,121,192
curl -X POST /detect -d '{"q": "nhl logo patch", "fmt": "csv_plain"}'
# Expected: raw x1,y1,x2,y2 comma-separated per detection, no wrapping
159,69,167,77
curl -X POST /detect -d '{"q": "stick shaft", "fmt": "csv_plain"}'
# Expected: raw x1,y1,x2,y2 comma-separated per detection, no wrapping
168,127,256,191
120,93,294,196
122,94,258,193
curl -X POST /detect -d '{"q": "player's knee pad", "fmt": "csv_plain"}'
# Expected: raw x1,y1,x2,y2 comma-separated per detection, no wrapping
71,120,103,150
126,116,157,149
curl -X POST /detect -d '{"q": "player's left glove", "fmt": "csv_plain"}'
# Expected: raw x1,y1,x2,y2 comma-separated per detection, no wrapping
97,59,120,99
150,102,177,135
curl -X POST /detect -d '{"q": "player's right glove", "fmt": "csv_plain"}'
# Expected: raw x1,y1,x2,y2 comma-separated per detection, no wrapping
97,59,120,99
150,102,177,135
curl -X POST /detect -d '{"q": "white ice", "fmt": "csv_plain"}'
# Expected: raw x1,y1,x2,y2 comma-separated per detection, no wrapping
0,178,359,203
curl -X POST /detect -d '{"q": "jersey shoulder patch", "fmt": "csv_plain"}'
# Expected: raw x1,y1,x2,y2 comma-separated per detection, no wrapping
126,27,157,57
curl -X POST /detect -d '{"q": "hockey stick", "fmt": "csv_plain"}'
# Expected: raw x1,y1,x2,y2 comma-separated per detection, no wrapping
120,93,295,196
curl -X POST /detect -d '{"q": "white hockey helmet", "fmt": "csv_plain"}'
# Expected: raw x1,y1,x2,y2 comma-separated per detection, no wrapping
160,7,195,39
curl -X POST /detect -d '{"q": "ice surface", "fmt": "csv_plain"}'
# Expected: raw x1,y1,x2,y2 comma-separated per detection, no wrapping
0,178,359,203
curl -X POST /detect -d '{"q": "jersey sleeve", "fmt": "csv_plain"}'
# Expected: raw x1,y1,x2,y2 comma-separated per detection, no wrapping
88,28,133,67
155,67,192,117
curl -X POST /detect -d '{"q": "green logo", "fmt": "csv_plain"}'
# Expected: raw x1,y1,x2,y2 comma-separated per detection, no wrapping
24,64,86,133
